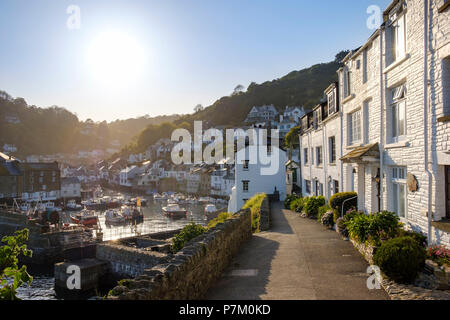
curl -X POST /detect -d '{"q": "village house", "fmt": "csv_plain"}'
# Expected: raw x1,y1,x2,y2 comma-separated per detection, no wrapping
60,177,81,200
298,0,450,246
228,142,287,213
20,162,61,201
244,105,279,123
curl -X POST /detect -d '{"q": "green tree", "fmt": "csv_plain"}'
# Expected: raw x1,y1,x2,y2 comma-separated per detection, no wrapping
0,229,33,300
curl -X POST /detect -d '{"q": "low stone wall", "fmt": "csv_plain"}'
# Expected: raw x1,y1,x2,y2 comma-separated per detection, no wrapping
350,238,450,300
259,197,271,232
96,243,170,279
108,208,252,300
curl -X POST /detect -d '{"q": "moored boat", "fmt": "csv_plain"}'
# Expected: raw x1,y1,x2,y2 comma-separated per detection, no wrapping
204,204,217,214
70,209,99,228
105,209,126,225
162,203,188,219
65,199,82,211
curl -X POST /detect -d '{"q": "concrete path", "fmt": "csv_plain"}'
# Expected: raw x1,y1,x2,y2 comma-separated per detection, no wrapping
206,202,389,300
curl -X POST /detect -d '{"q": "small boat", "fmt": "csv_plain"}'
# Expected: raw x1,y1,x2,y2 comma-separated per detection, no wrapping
120,205,144,224
81,199,106,211
204,204,217,214
41,201,62,213
71,209,99,227
162,203,188,219
153,193,165,201
66,200,82,211
167,198,178,205
105,209,126,225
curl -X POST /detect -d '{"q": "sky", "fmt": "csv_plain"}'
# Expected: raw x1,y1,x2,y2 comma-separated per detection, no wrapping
0,0,391,122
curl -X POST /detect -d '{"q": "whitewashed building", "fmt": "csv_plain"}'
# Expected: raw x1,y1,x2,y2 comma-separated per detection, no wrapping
300,81,343,200
300,0,450,246
60,177,81,199
228,144,287,213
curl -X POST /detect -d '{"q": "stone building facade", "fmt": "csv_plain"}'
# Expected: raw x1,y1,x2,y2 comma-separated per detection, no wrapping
299,0,450,247
300,82,342,200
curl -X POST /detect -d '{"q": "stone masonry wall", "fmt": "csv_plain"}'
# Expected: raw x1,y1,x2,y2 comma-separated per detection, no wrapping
96,243,171,279
108,209,252,300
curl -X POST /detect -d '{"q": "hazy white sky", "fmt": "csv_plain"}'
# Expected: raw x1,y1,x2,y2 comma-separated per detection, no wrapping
0,0,391,122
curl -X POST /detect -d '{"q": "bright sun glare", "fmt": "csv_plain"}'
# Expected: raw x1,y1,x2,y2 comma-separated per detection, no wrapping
86,31,146,87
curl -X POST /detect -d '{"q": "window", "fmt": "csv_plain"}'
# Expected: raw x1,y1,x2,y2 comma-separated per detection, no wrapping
349,110,362,144
304,148,309,165
305,180,311,194
391,84,406,142
328,91,336,114
387,4,406,64
345,69,353,97
243,160,249,171
443,58,450,115
316,146,323,166
329,137,336,164
333,180,339,194
242,180,249,193
392,167,407,218
311,148,314,164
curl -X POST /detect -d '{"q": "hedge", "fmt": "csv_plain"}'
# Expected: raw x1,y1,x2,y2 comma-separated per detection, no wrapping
374,236,426,283
303,196,326,218
329,192,358,217
243,193,267,233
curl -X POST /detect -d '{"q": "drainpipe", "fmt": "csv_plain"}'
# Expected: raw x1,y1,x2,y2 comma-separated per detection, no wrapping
423,0,433,244
379,27,385,211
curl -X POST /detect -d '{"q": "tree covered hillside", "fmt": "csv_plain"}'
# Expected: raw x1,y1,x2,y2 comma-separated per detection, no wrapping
175,51,348,128
0,91,180,157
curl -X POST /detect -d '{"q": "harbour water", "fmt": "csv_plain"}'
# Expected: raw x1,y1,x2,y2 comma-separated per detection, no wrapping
16,198,224,300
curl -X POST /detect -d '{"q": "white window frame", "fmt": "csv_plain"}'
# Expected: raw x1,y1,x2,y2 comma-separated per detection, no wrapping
390,84,407,143
391,167,407,219
328,91,336,114
329,136,336,164
316,146,323,166
349,109,362,145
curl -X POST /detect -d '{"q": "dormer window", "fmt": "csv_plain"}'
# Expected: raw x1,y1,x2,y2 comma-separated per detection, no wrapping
328,91,336,114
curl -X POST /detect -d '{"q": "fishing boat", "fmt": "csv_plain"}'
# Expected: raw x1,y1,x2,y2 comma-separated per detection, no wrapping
204,204,218,214
70,209,99,227
120,205,144,224
162,203,188,219
40,201,62,213
105,209,126,225
81,199,105,211
65,199,82,211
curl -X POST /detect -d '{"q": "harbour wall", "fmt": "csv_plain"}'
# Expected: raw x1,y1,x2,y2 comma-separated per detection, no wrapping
108,208,252,300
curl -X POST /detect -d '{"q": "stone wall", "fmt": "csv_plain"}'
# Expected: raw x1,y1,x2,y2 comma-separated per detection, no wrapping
108,208,252,300
96,243,170,279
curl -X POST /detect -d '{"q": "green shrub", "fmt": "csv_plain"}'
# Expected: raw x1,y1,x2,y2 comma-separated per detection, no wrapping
329,192,358,216
317,205,331,223
284,195,298,209
207,212,233,229
397,229,427,248
290,198,304,213
243,193,267,233
346,211,400,246
374,236,426,283
171,223,206,253
303,196,326,218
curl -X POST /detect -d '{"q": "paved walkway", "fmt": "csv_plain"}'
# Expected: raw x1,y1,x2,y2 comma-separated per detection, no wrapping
207,202,389,300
